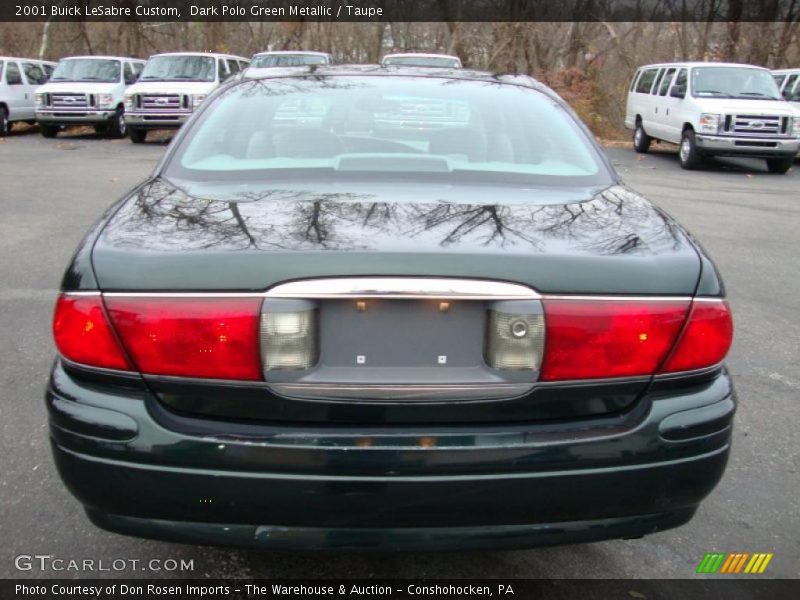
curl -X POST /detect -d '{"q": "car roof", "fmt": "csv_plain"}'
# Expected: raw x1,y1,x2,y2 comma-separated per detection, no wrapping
150,52,249,61
383,53,461,60
58,55,145,62
240,64,543,91
252,51,331,56
636,61,771,70
0,56,57,64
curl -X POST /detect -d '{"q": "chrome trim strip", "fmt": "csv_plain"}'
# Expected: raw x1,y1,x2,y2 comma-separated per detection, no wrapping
61,290,102,297
542,295,693,302
264,278,540,300
269,383,534,402
104,292,264,298
99,288,725,304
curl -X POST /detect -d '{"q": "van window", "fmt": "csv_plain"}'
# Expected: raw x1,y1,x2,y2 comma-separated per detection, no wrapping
5,62,23,85
22,62,45,85
651,69,665,95
124,62,137,84
635,69,658,94
226,59,240,75
658,68,676,96
132,62,144,77
671,69,687,95
773,74,786,88
629,70,642,92
42,64,54,80
783,73,798,98
218,59,229,81
691,66,781,99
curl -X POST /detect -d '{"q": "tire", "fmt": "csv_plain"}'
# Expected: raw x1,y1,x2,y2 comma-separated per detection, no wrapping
678,129,704,170
129,128,147,144
108,107,127,138
0,107,9,137
766,157,793,174
633,122,651,153
40,124,59,138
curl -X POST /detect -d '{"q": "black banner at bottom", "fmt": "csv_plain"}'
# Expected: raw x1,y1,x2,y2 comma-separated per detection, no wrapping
4,579,800,600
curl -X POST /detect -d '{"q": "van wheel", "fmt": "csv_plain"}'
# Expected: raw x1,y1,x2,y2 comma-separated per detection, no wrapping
679,130,703,170
766,157,793,174
129,128,147,144
0,108,9,137
109,107,127,138
633,123,651,153
40,124,59,138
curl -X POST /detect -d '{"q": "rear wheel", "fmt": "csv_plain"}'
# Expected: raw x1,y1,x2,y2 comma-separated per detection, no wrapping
633,122,651,153
129,128,147,144
40,124,59,138
678,129,704,170
0,107,9,137
766,157,793,174
109,107,126,138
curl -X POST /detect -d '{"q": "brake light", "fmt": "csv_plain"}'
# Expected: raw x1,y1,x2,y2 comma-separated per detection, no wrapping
660,299,733,373
104,297,263,381
539,299,690,381
53,294,132,371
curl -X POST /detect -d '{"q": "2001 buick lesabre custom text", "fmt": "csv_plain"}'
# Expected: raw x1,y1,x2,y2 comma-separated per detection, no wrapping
47,66,735,550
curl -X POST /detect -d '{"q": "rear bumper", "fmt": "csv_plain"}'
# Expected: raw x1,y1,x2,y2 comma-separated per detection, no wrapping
124,112,190,128
46,360,735,550
695,134,799,157
86,507,698,552
36,109,115,124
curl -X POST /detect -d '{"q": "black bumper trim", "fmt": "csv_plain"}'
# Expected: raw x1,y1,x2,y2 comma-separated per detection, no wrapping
87,508,697,551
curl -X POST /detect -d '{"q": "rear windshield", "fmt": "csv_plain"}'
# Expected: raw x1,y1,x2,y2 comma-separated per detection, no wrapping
165,76,611,186
251,54,329,67
140,55,216,82
691,67,782,100
51,59,121,83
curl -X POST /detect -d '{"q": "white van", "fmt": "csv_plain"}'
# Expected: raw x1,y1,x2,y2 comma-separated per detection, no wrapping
625,62,800,173
124,52,249,143
35,55,145,138
0,57,56,136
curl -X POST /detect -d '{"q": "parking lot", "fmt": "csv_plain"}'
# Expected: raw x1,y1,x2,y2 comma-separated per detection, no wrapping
1,127,798,580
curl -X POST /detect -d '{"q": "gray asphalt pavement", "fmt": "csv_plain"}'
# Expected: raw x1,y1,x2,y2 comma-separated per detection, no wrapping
0,128,798,580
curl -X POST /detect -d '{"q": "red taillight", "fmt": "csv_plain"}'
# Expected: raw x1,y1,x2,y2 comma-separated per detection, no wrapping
104,297,263,381
53,294,132,371
540,299,691,381
660,299,733,374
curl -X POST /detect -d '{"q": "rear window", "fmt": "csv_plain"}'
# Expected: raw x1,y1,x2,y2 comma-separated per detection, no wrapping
166,76,611,186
